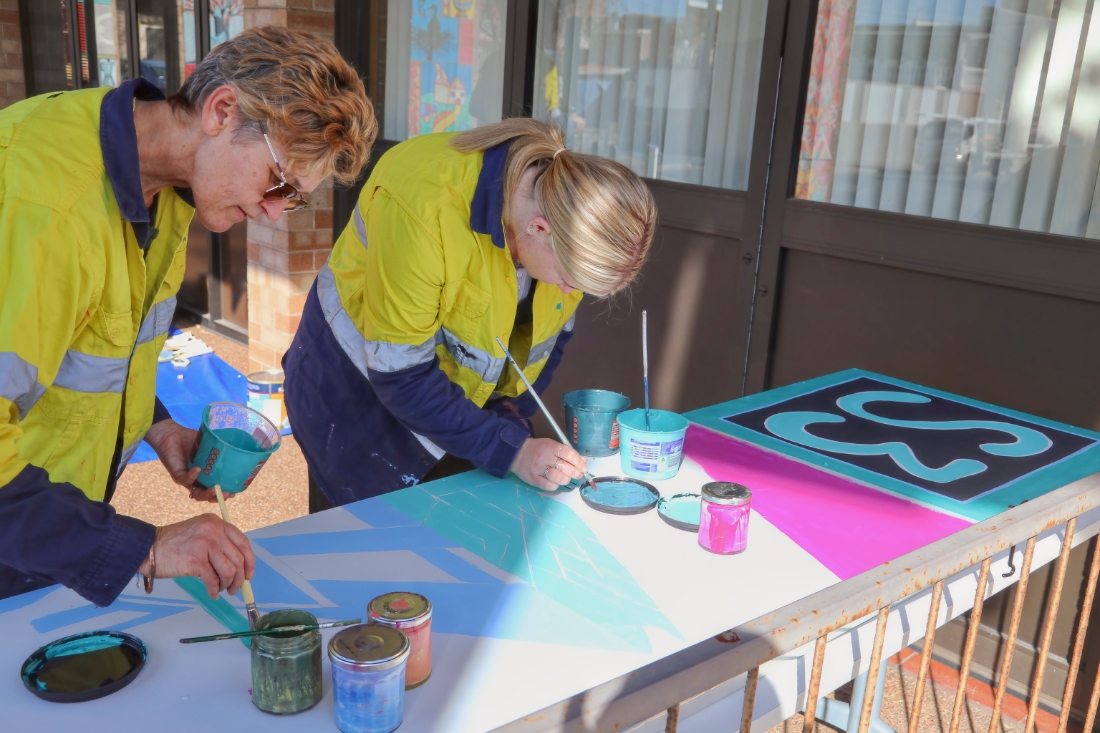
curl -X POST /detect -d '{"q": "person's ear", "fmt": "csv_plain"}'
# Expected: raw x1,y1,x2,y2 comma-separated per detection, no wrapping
200,85,239,137
526,215,552,238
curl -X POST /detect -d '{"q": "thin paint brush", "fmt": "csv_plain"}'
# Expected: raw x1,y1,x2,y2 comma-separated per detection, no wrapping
180,618,362,644
642,310,651,430
213,484,261,630
495,336,597,491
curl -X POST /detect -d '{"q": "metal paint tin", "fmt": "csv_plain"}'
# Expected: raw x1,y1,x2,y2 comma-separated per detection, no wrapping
247,369,289,430
250,609,322,714
329,624,410,733
367,591,432,688
699,482,752,555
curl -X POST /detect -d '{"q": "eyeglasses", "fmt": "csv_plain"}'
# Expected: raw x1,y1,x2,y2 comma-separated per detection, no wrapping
260,125,308,212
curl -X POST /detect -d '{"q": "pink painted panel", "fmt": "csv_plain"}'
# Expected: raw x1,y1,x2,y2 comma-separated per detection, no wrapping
685,425,972,580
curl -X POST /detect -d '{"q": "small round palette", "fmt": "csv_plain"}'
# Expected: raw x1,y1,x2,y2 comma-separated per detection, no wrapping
22,630,147,703
657,493,702,532
580,476,660,515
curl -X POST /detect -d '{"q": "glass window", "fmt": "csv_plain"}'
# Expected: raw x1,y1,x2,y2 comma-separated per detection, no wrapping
380,0,510,141
534,0,769,190
794,0,1100,240
92,0,131,88
209,0,245,47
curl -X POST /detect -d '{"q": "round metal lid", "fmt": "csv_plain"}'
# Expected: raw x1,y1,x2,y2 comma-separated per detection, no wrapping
21,631,147,703
328,625,409,671
367,592,432,624
580,477,659,515
247,369,285,385
656,493,702,532
701,482,752,506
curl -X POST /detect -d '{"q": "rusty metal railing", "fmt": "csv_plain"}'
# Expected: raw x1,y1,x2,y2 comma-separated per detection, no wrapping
498,472,1100,733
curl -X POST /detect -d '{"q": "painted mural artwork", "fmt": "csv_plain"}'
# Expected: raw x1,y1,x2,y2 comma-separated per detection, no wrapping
4,370,1099,729
689,369,1100,522
408,0,477,137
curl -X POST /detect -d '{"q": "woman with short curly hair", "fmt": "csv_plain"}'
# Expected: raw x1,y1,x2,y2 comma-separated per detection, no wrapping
0,26,375,605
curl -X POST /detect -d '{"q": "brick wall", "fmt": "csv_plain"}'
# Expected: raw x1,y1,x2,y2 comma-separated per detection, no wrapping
0,1,25,110
243,0,336,372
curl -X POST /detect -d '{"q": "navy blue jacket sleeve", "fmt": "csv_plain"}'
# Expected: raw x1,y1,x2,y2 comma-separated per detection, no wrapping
152,396,171,425
0,464,155,606
368,359,531,478
368,329,574,478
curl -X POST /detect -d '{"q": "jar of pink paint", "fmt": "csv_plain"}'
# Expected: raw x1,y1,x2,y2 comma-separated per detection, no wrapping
699,482,752,555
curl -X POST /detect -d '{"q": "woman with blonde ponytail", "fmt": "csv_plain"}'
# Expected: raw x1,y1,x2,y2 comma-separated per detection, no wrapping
285,119,658,509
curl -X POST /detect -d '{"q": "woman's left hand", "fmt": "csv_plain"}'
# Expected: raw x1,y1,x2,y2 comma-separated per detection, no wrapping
511,438,587,491
144,418,221,502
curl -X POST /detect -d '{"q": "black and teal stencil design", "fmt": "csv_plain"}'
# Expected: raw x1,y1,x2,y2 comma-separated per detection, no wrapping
686,370,1100,521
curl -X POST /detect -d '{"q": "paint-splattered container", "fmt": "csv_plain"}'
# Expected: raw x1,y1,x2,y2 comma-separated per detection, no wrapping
251,609,322,714
189,402,281,493
699,482,752,555
562,390,630,456
617,409,690,480
367,591,432,688
329,625,410,733
247,370,290,431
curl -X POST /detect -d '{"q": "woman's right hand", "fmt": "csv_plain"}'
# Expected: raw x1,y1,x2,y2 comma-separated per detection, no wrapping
511,437,587,491
139,514,256,599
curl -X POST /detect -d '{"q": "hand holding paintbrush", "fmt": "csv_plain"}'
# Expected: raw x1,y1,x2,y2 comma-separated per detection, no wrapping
496,337,597,491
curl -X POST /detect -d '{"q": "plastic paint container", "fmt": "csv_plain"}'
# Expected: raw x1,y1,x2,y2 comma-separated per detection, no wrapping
617,409,690,480
251,609,322,714
247,370,290,431
562,390,631,457
699,482,752,555
329,624,410,733
366,592,432,688
189,402,281,493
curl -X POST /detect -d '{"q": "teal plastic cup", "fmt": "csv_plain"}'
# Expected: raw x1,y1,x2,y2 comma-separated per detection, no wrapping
562,390,631,457
189,402,282,493
618,409,690,480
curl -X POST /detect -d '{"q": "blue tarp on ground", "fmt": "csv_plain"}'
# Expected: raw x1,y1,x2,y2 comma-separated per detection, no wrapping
130,351,250,463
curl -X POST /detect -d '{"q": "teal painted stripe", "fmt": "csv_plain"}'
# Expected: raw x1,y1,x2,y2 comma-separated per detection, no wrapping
173,577,251,649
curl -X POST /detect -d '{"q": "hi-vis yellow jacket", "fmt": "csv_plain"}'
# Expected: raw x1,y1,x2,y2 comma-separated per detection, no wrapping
320,132,583,411
0,87,192,502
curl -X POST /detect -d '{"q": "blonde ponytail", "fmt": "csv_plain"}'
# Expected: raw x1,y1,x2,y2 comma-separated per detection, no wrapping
451,119,656,297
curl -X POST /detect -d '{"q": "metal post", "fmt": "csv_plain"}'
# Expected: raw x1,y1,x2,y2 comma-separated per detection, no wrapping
989,537,1037,733
742,667,760,733
909,581,944,733
1025,519,1076,733
949,558,992,733
665,703,680,733
803,638,828,733
858,607,891,733
1060,537,1100,733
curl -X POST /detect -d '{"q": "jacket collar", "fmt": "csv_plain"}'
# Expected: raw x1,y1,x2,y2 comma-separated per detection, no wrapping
100,79,185,250
469,140,510,249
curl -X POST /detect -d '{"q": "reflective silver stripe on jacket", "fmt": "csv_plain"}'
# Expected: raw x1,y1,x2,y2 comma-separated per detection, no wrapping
353,204,367,246
527,311,577,366
135,296,177,346
53,350,128,394
117,438,144,475
0,352,47,418
440,328,505,384
316,263,445,460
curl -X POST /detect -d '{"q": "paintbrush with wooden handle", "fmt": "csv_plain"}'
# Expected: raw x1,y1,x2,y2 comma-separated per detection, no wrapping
495,337,597,491
180,618,361,644
213,484,261,630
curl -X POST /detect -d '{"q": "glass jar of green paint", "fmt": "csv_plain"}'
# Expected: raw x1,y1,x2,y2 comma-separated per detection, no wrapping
251,609,323,714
